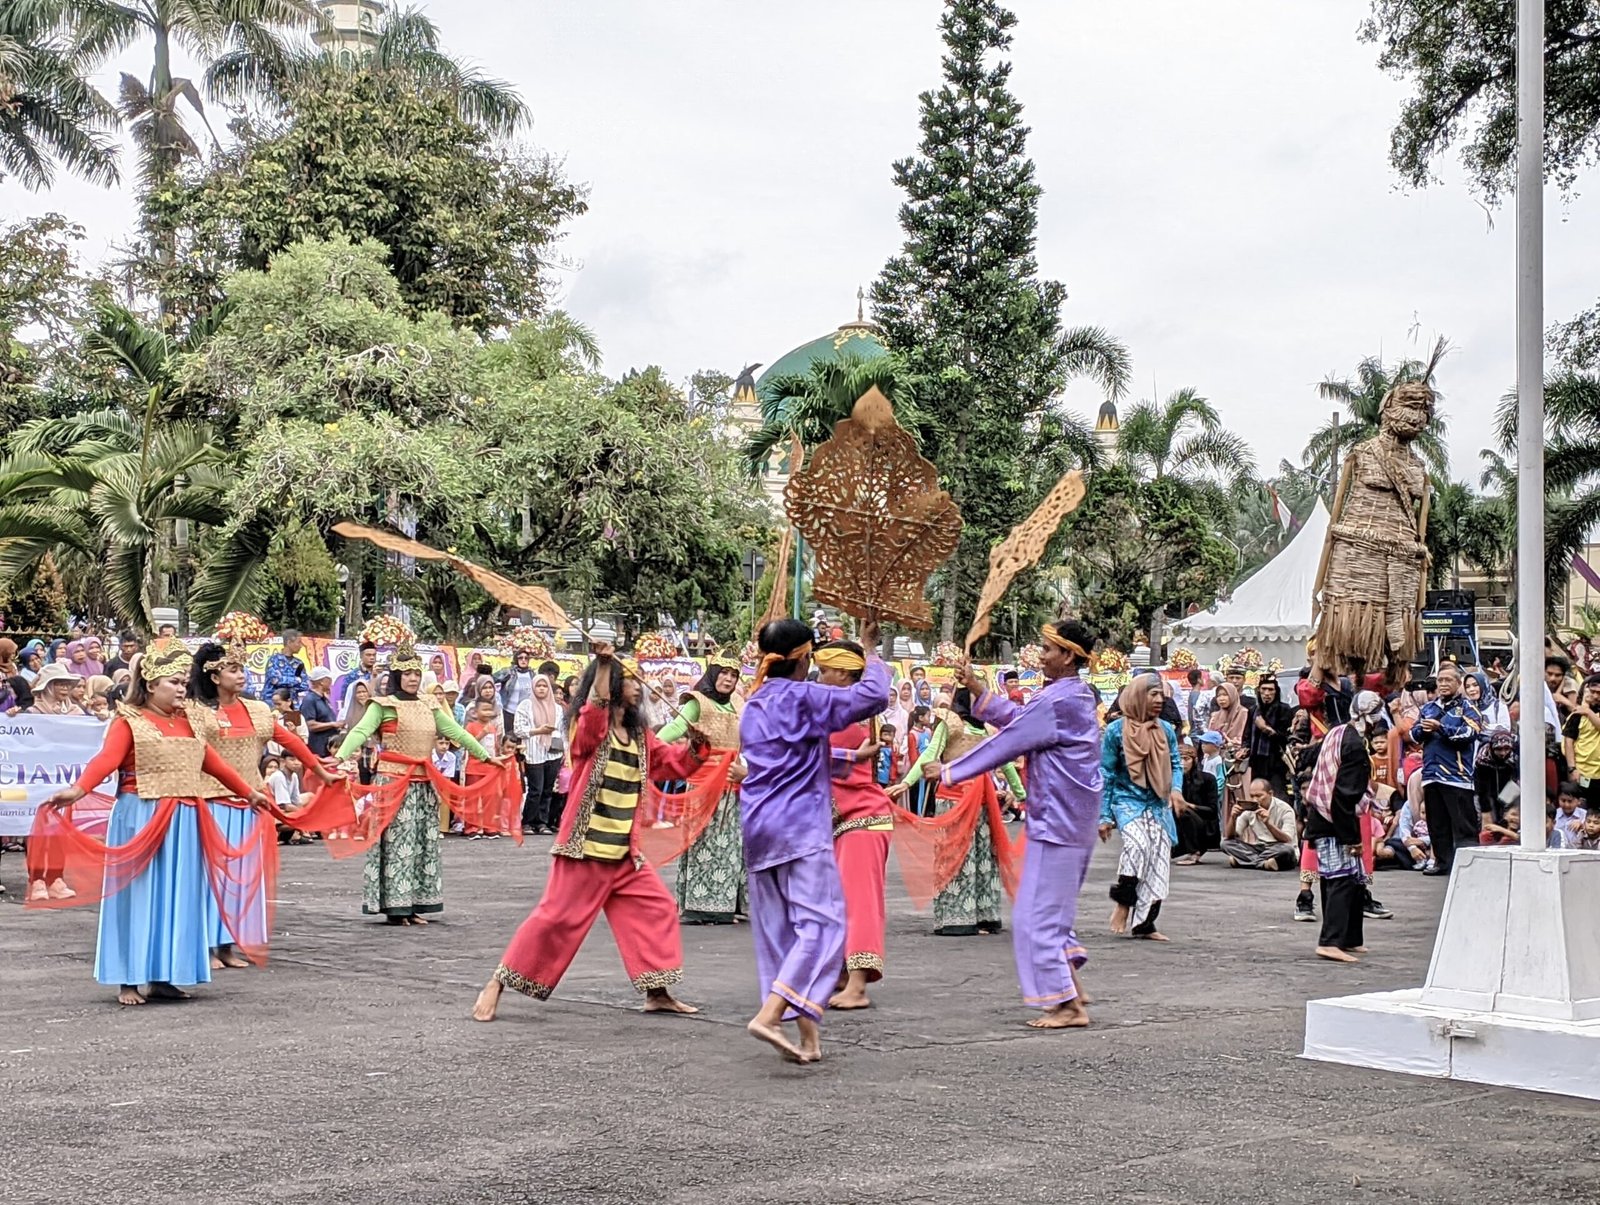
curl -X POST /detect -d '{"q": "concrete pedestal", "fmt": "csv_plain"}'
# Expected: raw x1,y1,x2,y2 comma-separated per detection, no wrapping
1304,847,1600,1101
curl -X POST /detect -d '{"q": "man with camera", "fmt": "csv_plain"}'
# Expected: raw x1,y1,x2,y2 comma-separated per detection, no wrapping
1221,777,1298,870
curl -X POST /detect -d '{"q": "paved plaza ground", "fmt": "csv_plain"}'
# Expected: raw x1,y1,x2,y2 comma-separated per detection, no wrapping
5,835,1599,1204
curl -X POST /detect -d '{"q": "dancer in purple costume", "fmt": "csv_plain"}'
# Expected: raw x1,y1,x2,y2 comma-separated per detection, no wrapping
918,620,1103,1029
738,615,887,1063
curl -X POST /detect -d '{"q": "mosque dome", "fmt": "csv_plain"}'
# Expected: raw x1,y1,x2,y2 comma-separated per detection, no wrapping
1095,399,1120,432
754,311,890,400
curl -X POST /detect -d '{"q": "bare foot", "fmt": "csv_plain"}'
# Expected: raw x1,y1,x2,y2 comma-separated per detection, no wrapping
117,985,146,1007
145,982,191,1000
410,916,429,926
1109,903,1130,934
1069,965,1093,1005
218,947,250,969
796,1016,822,1064
1172,854,1199,866
642,990,699,1014
1135,931,1170,942
1343,945,1368,954
1316,946,1359,963
828,987,871,1010
1027,1000,1089,1029
747,1017,804,1063
471,979,502,1022
210,955,224,971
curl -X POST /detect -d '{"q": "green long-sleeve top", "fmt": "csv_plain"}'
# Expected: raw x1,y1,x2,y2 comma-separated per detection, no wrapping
334,700,492,763
900,719,1025,798
656,696,730,743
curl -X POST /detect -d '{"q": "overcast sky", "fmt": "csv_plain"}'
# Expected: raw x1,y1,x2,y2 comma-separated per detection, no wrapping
6,0,1592,485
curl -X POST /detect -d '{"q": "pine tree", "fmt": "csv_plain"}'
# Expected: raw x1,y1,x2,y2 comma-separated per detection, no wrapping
873,0,1129,642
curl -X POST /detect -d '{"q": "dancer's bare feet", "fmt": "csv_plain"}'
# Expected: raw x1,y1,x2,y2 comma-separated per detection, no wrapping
217,945,249,969
117,985,146,1007
1069,964,1093,1005
410,915,429,925
471,979,502,1022
1316,945,1359,963
210,954,224,971
1109,903,1130,934
828,968,872,1009
795,1016,822,1064
145,982,191,1000
747,1017,805,1063
1135,931,1170,942
1343,945,1368,954
643,988,699,1014
1027,999,1089,1029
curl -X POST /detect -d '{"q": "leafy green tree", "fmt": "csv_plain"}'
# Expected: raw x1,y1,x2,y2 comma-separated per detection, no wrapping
1303,350,1451,481
1359,1,1599,199
0,0,121,189
208,1,527,136
161,69,586,329
872,0,1130,640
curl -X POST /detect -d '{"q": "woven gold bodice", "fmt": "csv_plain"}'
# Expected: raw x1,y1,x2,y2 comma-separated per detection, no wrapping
685,692,742,750
189,700,274,796
937,709,984,762
121,705,214,799
372,696,440,766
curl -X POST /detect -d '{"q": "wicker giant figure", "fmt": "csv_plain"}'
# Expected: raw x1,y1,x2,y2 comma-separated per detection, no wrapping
1311,361,1438,688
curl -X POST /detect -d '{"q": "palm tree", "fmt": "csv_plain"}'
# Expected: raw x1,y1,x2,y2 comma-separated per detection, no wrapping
1115,386,1256,652
742,353,918,478
1495,370,1600,618
0,409,245,629
0,0,120,189
1304,346,1451,482
207,2,528,136
73,0,321,186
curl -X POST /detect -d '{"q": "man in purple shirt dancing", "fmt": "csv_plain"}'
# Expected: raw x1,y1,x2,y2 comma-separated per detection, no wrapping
739,613,887,1064
920,620,1102,1030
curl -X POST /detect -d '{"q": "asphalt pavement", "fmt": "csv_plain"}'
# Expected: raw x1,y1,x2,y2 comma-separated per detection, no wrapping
4,835,1598,1205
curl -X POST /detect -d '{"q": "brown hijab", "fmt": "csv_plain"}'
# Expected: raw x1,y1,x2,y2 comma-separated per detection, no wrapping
1118,680,1172,798
1209,682,1248,745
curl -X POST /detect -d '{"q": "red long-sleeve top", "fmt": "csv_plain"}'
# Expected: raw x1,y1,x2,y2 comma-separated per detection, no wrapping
829,721,893,823
76,713,258,800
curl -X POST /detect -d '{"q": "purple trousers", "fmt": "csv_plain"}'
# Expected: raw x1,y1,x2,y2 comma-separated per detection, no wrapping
749,849,846,1021
1012,838,1092,1009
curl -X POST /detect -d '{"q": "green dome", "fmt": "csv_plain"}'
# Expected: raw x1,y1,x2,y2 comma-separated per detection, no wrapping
755,320,890,399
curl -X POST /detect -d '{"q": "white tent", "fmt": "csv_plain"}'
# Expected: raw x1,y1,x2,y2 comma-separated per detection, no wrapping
1171,499,1331,670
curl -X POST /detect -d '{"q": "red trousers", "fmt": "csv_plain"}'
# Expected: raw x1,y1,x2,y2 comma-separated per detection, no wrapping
494,856,683,999
834,828,889,982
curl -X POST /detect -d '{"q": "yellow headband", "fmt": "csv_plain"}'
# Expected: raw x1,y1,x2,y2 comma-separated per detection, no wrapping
749,641,814,695
1041,624,1088,660
813,647,866,673
140,638,193,683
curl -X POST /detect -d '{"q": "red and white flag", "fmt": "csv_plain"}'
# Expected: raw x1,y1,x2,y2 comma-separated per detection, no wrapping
1268,486,1294,530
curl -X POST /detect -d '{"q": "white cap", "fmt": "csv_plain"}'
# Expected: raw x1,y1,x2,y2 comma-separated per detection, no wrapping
308,666,333,682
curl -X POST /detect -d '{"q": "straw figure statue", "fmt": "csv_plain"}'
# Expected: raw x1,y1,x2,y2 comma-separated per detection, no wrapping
1311,342,1442,688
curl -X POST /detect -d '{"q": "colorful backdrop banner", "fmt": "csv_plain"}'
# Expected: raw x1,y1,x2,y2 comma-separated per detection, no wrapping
0,714,107,836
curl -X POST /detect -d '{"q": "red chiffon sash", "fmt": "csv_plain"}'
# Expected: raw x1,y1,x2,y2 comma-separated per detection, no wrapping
23,793,323,964
319,755,524,859
634,750,738,868
889,774,1023,910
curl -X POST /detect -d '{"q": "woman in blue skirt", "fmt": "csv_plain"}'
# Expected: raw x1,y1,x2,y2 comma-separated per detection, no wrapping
35,640,266,1006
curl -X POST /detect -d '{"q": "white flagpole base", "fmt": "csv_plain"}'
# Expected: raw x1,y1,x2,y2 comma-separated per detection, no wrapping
1303,848,1600,1101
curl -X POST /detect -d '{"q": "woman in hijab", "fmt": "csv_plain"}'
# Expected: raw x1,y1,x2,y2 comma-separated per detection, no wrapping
19,641,44,684
1246,677,1294,798
1474,728,1519,825
63,640,93,679
1206,681,1252,830
1463,670,1510,733
82,636,106,677
1099,676,1187,941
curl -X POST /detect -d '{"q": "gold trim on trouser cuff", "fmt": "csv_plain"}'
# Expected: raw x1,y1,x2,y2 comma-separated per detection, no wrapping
845,952,884,972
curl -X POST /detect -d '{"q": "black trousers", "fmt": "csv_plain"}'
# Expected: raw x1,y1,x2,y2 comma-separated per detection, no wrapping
1318,875,1364,950
521,759,559,829
1422,782,1479,872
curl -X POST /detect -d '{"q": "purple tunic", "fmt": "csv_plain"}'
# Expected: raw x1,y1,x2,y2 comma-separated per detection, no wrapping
944,673,1103,1009
950,675,1104,848
738,658,889,873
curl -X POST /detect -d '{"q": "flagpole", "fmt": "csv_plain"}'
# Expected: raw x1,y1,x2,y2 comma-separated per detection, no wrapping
1515,0,1546,850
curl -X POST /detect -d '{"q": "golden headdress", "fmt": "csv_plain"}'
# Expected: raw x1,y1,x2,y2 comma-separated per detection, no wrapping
215,638,249,671
387,638,424,674
141,637,194,682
